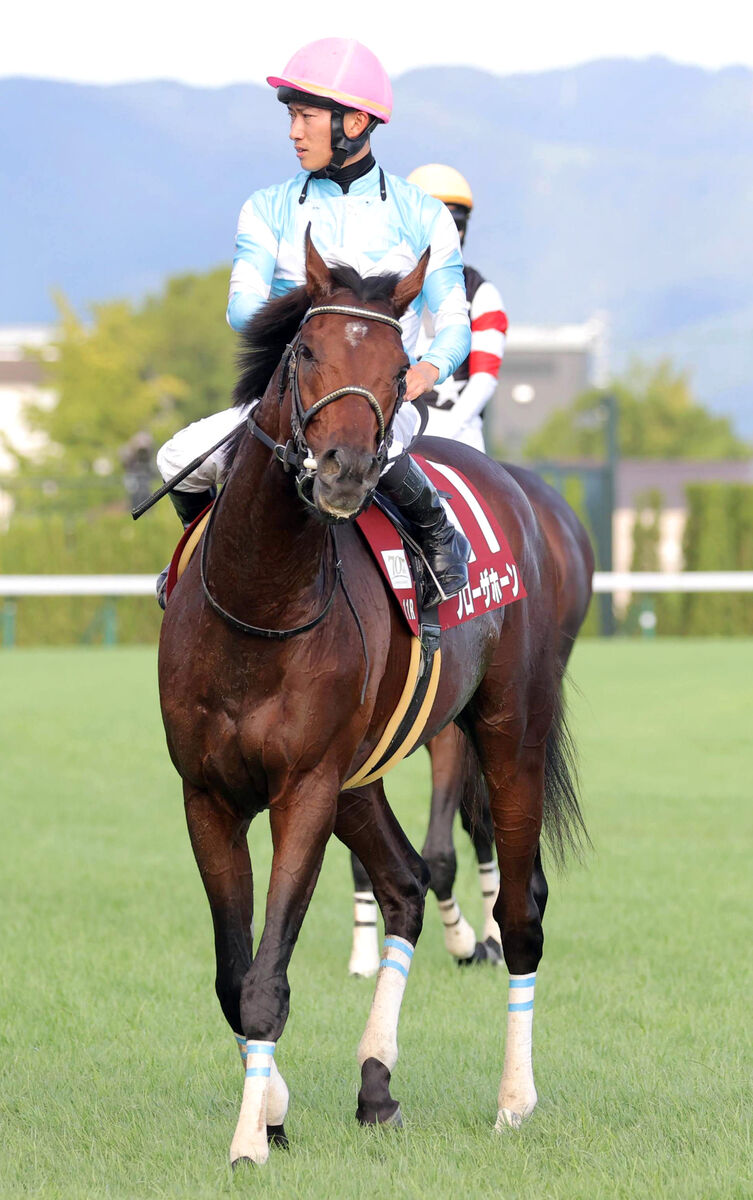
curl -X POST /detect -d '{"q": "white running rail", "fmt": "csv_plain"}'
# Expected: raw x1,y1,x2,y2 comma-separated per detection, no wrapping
2,573,753,596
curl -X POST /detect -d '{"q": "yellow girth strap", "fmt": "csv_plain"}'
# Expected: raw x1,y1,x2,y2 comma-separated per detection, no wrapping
343,639,442,790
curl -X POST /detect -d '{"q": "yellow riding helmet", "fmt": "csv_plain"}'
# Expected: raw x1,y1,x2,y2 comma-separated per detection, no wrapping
407,163,473,210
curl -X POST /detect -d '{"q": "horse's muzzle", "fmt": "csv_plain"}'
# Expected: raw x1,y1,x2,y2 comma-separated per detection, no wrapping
313,446,381,521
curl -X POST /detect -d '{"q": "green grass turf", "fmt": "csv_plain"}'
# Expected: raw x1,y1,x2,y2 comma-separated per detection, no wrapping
1,641,751,1199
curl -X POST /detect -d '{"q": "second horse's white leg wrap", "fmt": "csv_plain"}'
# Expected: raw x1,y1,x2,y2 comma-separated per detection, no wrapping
436,896,477,958
229,1039,276,1165
357,936,414,1071
348,891,380,977
495,972,538,1130
478,861,501,944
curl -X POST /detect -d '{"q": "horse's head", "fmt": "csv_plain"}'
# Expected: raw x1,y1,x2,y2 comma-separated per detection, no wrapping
292,229,429,522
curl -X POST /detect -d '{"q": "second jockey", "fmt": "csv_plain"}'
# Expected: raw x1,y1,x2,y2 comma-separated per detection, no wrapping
156,38,471,609
408,164,507,454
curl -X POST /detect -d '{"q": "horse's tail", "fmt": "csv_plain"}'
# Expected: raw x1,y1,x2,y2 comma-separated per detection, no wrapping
542,680,590,868
459,673,589,869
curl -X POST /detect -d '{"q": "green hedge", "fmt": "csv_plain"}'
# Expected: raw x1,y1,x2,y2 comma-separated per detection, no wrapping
0,505,176,645
623,483,753,636
677,484,753,635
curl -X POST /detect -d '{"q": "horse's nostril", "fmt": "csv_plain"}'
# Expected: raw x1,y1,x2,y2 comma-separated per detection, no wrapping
318,448,342,479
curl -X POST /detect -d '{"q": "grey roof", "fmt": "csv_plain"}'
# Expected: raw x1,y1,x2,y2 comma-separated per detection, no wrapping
616,459,753,509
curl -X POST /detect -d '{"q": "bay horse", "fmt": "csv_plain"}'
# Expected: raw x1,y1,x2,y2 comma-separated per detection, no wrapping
348,468,594,972
158,231,587,1166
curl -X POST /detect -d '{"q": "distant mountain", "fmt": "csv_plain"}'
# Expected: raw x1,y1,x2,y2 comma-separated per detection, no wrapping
2,59,752,430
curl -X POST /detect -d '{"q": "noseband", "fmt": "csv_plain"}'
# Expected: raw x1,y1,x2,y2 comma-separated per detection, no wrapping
246,303,407,511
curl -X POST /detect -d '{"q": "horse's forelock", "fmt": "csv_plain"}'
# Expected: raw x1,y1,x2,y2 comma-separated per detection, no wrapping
225,265,405,470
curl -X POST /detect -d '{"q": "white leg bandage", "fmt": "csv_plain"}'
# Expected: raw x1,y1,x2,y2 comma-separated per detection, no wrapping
348,891,380,977
496,972,538,1130
229,1038,277,1165
357,936,414,1072
234,1032,289,1128
478,861,501,944
436,896,477,958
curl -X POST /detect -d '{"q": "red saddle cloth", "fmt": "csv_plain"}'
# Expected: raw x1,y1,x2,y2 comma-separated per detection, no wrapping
356,455,526,635
165,457,526,628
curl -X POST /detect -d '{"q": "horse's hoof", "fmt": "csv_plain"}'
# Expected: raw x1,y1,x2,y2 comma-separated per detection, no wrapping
483,936,504,965
457,941,490,966
382,1104,402,1128
267,1123,289,1149
495,1103,535,1132
356,1058,402,1127
357,1101,403,1128
231,1156,256,1170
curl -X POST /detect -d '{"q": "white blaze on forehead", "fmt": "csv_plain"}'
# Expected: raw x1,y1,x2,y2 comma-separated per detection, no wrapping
345,321,369,347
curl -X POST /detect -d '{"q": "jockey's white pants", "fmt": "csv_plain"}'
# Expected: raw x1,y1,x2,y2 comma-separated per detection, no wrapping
156,403,422,492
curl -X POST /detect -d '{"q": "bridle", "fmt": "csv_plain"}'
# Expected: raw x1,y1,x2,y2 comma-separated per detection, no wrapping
201,301,408,642
246,303,407,514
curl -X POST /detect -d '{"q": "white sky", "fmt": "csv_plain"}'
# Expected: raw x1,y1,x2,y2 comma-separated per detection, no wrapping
2,0,752,85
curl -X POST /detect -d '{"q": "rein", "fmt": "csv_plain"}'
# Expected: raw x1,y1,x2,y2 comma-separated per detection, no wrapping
199,485,343,639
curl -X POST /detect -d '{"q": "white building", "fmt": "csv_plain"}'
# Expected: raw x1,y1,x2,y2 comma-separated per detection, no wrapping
0,325,57,469
0,326,57,525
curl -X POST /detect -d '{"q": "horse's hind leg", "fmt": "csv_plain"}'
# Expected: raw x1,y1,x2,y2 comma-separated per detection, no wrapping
335,783,429,1128
183,786,290,1152
458,776,503,962
348,851,380,977
422,727,478,961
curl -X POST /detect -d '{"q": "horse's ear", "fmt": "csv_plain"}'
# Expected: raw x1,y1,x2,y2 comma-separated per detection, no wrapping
304,224,333,301
392,248,431,316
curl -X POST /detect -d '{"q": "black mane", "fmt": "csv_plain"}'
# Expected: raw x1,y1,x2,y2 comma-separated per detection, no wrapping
232,265,401,410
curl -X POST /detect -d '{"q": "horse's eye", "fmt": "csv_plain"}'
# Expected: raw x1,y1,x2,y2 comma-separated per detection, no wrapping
299,344,314,361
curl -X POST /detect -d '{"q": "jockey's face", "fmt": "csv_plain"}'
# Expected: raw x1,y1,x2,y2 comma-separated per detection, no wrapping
288,104,372,172
288,104,334,172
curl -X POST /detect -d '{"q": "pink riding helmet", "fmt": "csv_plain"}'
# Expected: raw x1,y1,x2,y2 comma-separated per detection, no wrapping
267,38,393,124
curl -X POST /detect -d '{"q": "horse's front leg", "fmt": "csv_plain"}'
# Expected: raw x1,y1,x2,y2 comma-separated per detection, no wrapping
335,783,429,1127
231,778,337,1167
183,787,290,1153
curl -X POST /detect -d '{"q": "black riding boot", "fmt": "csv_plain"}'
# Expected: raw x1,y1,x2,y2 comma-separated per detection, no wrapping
156,487,215,609
378,456,471,609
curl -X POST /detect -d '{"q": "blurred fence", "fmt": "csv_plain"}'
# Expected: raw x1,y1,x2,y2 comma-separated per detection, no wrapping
2,572,753,647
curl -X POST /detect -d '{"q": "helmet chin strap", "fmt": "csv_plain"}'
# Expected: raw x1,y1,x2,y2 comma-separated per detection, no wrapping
325,110,378,174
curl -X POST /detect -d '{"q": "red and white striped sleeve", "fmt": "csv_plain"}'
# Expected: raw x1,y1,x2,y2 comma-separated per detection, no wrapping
442,280,507,434
469,280,507,381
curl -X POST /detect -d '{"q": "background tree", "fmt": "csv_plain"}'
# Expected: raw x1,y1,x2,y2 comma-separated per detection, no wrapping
12,266,235,484
524,359,749,461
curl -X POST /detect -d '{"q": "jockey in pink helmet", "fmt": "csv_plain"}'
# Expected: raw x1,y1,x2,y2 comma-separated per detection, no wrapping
267,37,393,172
156,38,471,610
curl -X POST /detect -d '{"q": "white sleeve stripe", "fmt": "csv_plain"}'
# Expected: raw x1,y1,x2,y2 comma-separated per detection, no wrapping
471,328,506,356
236,205,279,259
431,282,469,334
472,280,505,319
228,260,272,301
